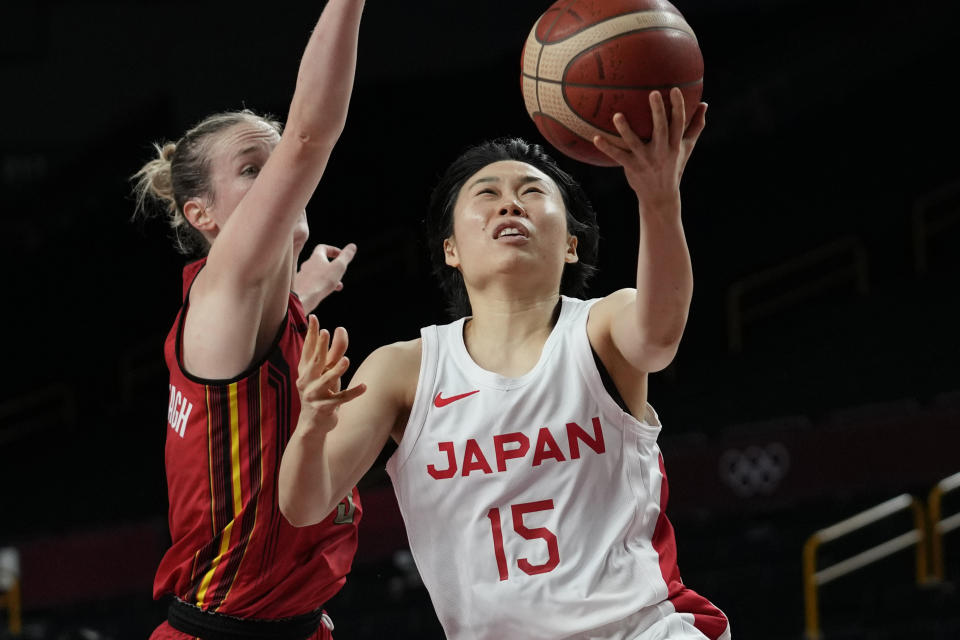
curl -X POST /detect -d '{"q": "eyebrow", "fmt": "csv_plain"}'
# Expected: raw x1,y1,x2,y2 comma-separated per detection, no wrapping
232,145,267,161
467,175,548,190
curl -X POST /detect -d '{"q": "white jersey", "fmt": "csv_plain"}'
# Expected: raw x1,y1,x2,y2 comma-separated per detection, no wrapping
386,297,729,640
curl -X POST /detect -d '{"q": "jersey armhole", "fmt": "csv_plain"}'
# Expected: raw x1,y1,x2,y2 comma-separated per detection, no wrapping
173,268,295,387
591,347,631,413
574,298,662,442
386,327,438,476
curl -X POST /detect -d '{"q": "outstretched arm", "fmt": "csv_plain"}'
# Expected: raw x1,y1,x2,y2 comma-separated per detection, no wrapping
592,88,707,372
207,0,365,285
280,328,419,527
184,1,365,379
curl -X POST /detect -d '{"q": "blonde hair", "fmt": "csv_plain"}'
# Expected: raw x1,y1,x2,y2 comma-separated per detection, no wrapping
131,110,282,255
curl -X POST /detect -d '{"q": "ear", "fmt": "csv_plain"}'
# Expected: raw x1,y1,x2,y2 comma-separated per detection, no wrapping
443,236,460,268
183,198,218,234
564,234,579,264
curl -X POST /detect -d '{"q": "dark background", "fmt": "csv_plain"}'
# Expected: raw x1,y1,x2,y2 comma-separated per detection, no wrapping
1,0,959,638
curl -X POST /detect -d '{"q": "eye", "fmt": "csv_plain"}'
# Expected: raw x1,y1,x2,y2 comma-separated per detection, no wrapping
240,164,260,177
523,186,544,195
476,188,497,196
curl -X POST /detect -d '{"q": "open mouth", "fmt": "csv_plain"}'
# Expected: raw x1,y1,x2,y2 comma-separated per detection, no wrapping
493,222,529,240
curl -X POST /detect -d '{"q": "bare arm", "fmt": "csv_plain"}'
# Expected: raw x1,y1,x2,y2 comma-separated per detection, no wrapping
280,334,420,526
591,88,707,372
208,0,365,280
185,1,365,378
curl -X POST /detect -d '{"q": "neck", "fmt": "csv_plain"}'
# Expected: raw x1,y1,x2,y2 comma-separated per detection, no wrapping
462,289,562,377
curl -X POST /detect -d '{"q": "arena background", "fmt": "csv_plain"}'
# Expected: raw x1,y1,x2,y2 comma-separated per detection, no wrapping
1,1,958,638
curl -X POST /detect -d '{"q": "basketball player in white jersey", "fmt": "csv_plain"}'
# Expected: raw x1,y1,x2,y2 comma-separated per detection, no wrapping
279,89,730,639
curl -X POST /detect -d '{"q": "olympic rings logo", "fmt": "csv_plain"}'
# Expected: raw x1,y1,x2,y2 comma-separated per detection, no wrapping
719,443,790,497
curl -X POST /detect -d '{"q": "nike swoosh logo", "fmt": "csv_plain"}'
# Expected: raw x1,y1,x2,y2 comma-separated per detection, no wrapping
434,390,480,408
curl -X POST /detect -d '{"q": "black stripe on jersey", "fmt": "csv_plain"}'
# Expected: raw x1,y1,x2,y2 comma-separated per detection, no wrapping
211,385,234,537
244,373,265,585
206,385,234,606
187,385,230,603
208,376,265,607
259,351,292,574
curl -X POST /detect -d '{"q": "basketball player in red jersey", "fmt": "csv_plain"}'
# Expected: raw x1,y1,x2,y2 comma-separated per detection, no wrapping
131,2,366,638
281,90,731,638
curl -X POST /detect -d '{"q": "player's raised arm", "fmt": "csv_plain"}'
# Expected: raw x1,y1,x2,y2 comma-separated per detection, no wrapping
592,88,707,372
205,0,365,286
172,1,365,379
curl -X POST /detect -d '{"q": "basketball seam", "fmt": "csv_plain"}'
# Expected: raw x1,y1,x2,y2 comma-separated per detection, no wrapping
555,25,701,132
535,0,580,114
523,75,703,91
535,8,686,45
534,16,700,85
532,111,601,149
531,110,619,165
535,0,585,45
559,25,700,79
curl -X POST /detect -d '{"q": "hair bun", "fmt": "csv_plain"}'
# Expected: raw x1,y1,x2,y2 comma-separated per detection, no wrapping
160,142,177,163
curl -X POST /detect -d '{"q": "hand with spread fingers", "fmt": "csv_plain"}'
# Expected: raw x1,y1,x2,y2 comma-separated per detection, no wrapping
296,315,366,433
593,87,707,213
293,242,357,312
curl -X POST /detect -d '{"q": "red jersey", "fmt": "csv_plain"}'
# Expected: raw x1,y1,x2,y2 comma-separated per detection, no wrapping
154,259,361,619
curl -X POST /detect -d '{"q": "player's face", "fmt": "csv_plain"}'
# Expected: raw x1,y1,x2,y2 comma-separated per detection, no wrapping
445,160,578,288
204,121,310,253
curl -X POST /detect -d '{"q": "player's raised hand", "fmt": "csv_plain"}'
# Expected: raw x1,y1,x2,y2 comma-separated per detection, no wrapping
293,243,357,312
296,315,366,433
592,88,707,212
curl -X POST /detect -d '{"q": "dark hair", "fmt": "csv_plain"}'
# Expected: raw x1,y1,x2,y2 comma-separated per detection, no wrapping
131,109,282,256
425,137,599,318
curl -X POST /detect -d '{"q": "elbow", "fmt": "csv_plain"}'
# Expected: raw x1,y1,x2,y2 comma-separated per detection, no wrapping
278,494,299,526
643,322,685,371
286,121,343,157
620,331,683,373
637,340,680,373
278,471,320,528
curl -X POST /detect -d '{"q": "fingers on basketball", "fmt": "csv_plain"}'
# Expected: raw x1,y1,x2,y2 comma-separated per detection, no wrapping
648,91,672,147
668,88,686,147
684,102,708,143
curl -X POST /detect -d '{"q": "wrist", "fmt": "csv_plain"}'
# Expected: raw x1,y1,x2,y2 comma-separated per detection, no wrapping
636,188,681,216
297,292,319,314
637,195,682,225
294,410,336,441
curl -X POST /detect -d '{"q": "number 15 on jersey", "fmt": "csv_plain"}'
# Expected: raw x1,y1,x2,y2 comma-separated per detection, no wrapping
486,499,560,582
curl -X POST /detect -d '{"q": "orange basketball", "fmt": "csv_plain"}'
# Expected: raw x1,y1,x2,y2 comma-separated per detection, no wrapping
521,0,703,166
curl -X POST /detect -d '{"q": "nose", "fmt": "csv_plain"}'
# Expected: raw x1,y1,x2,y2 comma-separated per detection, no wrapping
499,200,525,217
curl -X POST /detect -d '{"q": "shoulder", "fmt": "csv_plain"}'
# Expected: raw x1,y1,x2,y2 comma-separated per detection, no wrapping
586,288,636,331
583,289,651,419
354,338,422,403
364,337,422,369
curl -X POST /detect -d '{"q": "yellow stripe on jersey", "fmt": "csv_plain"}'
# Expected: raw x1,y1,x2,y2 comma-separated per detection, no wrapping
228,382,243,517
218,372,265,609
195,519,235,608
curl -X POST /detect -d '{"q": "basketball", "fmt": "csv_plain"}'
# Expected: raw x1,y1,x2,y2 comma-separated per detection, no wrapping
521,0,703,166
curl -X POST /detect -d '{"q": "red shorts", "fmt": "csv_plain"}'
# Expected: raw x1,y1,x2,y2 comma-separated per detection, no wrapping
149,619,334,640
